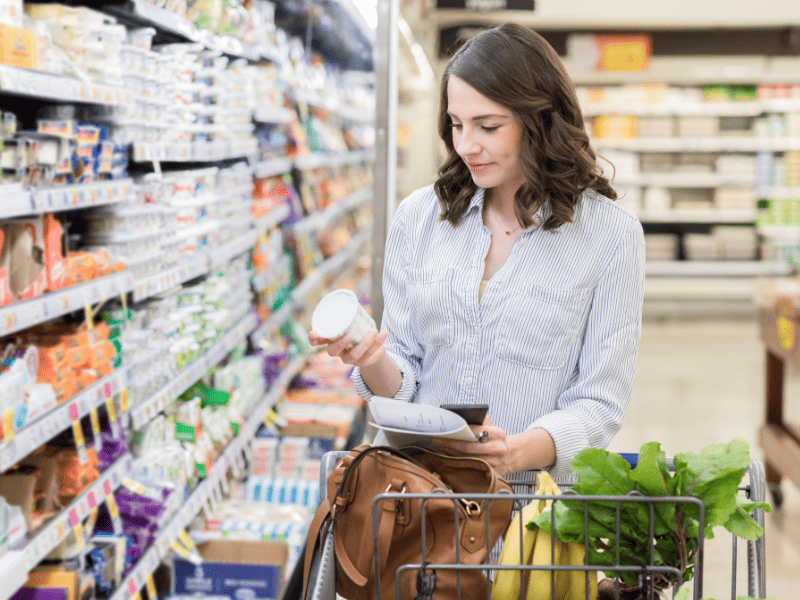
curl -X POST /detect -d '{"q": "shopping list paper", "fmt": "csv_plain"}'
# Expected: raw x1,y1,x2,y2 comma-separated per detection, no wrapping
368,397,477,448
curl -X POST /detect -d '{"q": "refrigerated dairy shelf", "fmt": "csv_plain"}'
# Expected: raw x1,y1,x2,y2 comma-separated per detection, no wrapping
0,271,136,338
128,310,258,429
253,157,293,179
292,189,372,234
615,173,757,188
291,226,372,306
131,139,260,163
132,203,287,302
637,209,757,224
293,149,375,171
109,355,306,600
0,64,134,105
593,136,800,152
582,99,800,117
0,367,131,470
0,452,133,600
645,260,792,277
250,301,294,346
0,180,134,220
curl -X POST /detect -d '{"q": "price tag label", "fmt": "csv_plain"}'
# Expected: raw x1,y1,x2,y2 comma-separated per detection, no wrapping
145,575,157,599
3,409,14,442
62,294,70,312
69,509,85,549
120,388,129,411
178,530,196,550
90,408,101,449
57,520,65,540
72,419,85,448
5,310,14,333
106,397,117,421
123,478,147,495
107,494,122,533
133,592,142,600
171,539,190,558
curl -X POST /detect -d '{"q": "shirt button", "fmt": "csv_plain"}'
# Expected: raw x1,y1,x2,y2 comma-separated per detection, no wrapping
474,326,480,334
533,218,542,227
496,277,502,283
465,377,473,386
521,239,528,245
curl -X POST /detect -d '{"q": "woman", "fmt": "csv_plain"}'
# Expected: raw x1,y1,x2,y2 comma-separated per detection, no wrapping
309,24,645,480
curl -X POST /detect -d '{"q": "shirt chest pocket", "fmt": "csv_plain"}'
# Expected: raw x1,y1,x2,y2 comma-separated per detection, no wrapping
497,283,591,370
406,267,455,348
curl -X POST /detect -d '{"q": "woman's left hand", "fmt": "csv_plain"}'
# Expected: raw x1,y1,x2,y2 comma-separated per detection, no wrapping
431,415,516,476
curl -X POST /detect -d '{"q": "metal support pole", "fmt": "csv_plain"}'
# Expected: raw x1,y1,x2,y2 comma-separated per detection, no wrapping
371,0,399,329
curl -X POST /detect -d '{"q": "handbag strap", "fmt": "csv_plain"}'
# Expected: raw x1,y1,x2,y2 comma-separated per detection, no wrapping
302,497,332,600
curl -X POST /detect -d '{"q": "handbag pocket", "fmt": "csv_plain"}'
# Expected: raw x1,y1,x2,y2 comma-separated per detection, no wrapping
497,283,591,370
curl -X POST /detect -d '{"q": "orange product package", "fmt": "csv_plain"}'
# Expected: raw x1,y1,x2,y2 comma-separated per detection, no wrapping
57,448,99,500
43,214,69,291
67,251,99,282
0,228,13,307
89,340,115,369
65,345,89,369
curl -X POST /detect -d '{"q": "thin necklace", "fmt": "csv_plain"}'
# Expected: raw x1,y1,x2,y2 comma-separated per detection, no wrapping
486,206,522,236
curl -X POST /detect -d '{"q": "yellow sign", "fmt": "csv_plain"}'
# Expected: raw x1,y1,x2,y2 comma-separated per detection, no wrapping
777,316,795,350
178,530,196,550
145,575,157,599
171,539,190,558
120,388,129,412
106,397,117,421
72,420,85,448
3,409,14,441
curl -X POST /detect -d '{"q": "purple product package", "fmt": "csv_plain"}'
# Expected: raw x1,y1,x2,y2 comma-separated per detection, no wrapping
10,589,67,600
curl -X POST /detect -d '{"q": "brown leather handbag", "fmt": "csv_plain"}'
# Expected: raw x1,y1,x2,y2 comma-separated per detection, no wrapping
303,444,514,600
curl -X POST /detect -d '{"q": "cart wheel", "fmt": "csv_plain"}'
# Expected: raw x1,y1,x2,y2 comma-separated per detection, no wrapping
769,483,784,508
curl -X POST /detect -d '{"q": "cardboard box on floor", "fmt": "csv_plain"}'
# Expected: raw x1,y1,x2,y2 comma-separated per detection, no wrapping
173,539,288,600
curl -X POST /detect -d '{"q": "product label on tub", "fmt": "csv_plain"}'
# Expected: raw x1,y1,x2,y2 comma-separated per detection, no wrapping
174,560,282,600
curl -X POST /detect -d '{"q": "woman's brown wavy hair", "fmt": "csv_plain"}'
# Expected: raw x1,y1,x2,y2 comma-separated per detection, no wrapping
435,24,616,231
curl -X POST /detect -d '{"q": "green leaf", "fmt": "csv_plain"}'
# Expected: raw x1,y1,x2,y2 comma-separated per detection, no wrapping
571,448,636,497
723,494,772,540
630,442,671,495
673,438,751,534
674,587,690,600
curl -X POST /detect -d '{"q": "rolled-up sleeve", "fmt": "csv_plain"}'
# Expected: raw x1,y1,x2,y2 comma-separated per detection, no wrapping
351,199,423,402
529,216,645,478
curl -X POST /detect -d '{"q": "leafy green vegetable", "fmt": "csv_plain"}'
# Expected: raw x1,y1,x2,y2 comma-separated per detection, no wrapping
527,438,771,590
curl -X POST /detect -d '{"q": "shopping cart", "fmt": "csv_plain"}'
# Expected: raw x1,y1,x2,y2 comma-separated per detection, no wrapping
303,450,768,600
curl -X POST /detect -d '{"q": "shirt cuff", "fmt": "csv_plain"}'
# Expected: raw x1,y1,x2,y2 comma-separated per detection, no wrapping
350,350,418,403
526,411,589,480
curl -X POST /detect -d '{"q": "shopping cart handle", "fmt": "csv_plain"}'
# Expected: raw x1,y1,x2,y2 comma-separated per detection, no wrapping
618,453,639,468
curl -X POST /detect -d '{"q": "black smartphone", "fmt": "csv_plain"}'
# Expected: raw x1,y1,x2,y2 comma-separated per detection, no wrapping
440,403,489,425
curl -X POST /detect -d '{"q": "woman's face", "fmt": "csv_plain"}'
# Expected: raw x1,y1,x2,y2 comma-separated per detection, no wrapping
446,75,525,198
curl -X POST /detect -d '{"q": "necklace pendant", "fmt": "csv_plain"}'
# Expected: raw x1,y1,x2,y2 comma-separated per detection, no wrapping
505,230,511,235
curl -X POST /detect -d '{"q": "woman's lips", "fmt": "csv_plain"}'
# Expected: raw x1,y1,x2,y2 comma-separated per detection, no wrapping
467,163,491,173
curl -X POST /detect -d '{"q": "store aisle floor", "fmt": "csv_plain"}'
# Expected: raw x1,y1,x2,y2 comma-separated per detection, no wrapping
606,318,798,599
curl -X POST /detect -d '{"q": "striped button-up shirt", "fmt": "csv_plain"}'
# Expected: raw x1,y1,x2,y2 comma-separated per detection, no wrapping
353,184,645,478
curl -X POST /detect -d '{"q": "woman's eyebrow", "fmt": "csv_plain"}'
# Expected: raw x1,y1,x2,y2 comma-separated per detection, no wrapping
447,112,510,121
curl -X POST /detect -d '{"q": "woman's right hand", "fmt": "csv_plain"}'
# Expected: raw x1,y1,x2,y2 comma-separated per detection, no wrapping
308,329,389,368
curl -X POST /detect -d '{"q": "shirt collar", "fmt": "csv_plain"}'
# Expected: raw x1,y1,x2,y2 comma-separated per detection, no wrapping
468,187,551,230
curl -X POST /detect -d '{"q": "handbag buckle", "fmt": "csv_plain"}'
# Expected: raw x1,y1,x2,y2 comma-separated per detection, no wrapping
460,499,481,517
385,482,408,514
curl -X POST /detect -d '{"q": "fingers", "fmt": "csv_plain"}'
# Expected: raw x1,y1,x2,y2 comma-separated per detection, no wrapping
326,333,353,357
347,330,387,364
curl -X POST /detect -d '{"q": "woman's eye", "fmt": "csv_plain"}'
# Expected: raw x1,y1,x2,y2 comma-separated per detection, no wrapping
482,126,500,132
450,123,462,130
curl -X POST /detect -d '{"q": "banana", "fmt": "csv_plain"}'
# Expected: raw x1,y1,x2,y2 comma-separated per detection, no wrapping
563,541,598,600
492,500,542,599
525,528,565,600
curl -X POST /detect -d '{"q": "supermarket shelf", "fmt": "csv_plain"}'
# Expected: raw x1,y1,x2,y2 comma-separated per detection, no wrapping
645,260,792,277
582,99,800,117
254,107,295,124
637,209,756,224
0,368,131,471
250,300,294,346
129,311,258,429
293,149,375,171
757,225,800,237
291,226,372,306
131,139,259,163
292,189,372,234
0,180,134,220
0,271,135,338
0,64,133,106
253,157,293,179
8,453,132,581
0,551,26,600
593,136,800,152
567,61,800,85
615,172,756,188
253,203,290,233
109,0,268,62
111,355,305,600
252,255,291,294
763,186,800,197
131,202,287,303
